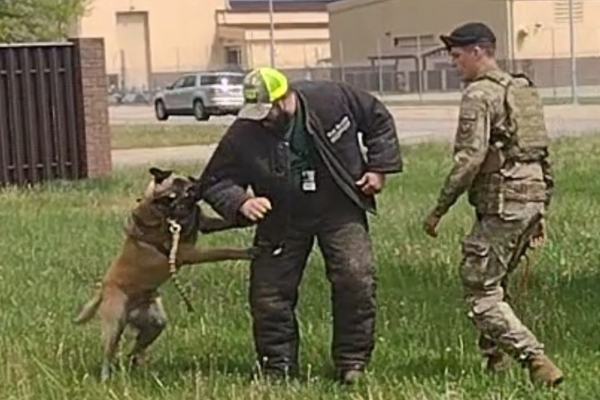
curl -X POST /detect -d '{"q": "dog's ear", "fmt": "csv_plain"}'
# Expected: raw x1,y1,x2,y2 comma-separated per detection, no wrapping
149,167,173,184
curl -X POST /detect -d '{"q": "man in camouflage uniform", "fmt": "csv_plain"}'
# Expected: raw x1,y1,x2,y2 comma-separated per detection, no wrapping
423,22,563,387
198,67,402,384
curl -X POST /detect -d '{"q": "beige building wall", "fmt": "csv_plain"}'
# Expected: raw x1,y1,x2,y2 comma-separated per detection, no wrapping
328,0,509,66
216,9,331,69
245,40,330,68
328,0,394,65
78,0,332,88
329,0,600,66
512,0,600,59
243,27,329,68
78,0,226,89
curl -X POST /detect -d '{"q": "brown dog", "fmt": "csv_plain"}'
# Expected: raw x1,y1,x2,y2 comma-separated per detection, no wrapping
73,167,256,382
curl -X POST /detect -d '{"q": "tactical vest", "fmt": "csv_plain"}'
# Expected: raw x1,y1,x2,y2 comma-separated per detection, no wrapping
468,70,550,214
476,70,550,163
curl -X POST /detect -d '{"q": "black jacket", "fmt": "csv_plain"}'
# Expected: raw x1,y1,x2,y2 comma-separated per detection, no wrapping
197,79,403,244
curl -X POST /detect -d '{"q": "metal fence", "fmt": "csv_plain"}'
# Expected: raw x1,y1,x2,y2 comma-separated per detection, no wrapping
107,53,600,107
0,43,86,186
271,54,600,101
312,57,600,97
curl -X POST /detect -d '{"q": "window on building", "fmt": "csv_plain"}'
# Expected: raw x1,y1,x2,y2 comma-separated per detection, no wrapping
393,34,437,51
224,46,242,67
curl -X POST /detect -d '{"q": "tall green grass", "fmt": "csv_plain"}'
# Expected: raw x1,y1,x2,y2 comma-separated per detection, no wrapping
1,135,600,399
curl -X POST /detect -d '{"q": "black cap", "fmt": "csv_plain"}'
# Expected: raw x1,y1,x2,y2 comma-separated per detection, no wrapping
440,22,496,50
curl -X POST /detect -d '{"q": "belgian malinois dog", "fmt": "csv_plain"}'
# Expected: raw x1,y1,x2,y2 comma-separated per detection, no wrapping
73,167,256,381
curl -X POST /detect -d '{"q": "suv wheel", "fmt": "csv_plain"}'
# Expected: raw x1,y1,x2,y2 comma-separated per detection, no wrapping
193,100,209,121
155,100,169,121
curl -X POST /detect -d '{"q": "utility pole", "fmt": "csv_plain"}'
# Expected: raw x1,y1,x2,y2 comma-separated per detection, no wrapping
269,0,275,67
568,0,578,103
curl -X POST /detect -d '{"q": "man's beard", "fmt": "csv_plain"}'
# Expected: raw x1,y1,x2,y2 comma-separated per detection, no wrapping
262,110,293,135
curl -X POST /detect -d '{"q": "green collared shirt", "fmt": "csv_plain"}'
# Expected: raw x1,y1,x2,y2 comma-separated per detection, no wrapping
286,98,316,191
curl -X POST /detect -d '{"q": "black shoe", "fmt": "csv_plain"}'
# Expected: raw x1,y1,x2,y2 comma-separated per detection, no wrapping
251,364,298,383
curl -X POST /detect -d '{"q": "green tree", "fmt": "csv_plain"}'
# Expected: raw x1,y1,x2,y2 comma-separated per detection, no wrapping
0,0,91,42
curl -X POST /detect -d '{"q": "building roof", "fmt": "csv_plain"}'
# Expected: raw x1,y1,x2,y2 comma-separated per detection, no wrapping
367,45,447,61
229,0,340,12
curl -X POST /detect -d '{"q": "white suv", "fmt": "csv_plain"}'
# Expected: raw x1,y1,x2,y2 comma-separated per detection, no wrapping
154,71,245,121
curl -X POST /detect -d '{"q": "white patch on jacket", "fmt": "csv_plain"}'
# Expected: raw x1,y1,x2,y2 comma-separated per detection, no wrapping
326,115,351,143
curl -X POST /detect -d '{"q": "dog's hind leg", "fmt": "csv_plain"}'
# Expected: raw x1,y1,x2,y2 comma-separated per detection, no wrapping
99,287,127,382
126,296,168,367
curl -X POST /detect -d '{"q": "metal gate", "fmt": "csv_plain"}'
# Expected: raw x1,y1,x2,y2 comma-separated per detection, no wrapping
0,43,86,186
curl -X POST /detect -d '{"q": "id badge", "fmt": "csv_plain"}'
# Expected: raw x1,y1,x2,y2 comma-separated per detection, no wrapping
301,170,317,192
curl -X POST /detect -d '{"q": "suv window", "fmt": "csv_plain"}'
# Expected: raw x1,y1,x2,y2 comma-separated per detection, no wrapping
181,75,197,87
170,77,186,89
200,74,244,86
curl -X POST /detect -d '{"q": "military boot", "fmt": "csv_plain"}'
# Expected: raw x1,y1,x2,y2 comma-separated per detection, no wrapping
526,354,564,387
486,351,512,373
479,335,511,373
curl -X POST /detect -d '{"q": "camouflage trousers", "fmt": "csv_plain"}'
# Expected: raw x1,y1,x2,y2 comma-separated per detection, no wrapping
249,209,376,376
460,201,546,361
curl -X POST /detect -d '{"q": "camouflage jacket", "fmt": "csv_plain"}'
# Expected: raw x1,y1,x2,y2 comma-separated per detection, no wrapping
433,66,554,217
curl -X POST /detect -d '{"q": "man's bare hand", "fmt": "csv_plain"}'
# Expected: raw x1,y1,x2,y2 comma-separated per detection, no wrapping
240,197,272,221
530,219,546,248
423,209,442,238
356,172,385,195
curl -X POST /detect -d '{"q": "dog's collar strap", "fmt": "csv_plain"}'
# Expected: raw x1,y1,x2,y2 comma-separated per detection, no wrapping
153,243,171,257
176,207,200,237
124,214,172,257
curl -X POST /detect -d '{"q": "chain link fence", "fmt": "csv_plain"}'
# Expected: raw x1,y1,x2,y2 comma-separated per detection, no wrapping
107,40,600,105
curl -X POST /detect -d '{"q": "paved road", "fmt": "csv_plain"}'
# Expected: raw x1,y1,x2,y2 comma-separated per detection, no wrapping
110,104,600,167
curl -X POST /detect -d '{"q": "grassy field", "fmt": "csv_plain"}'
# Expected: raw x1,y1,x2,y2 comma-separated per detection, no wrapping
111,124,226,149
2,134,600,399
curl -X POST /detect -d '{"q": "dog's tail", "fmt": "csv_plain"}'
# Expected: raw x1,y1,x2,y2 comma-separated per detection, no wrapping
73,290,102,324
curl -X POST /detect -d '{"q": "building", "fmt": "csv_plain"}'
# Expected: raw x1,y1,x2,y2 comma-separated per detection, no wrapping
75,0,334,90
327,0,600,92
217,0,332,72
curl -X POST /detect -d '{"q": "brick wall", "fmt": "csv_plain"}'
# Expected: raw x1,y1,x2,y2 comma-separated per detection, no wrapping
70,38,112,178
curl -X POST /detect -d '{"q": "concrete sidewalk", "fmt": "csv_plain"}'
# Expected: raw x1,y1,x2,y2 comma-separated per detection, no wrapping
111,127,595,168
112,144,218,167
110,103,600,168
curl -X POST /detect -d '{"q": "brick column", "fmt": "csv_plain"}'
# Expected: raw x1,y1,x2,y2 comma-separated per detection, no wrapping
70,38,112,178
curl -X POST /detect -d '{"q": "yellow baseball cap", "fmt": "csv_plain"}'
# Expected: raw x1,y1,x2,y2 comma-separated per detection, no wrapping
237,67,289,121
